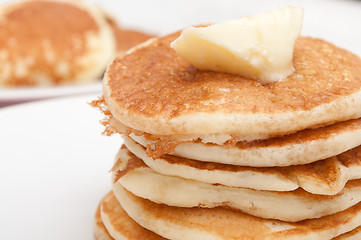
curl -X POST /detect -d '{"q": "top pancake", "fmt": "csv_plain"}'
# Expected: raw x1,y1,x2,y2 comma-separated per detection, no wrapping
0,0,115,87
104,32,361,138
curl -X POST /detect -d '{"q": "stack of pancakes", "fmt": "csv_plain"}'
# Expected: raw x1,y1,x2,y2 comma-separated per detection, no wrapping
93,31,361,239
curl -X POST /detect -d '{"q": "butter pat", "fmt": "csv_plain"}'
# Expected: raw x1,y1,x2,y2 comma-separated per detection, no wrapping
171,6,304,84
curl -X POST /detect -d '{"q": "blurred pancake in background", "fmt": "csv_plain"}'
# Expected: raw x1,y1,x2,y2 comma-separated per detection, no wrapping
0,0,116,87
105,15,154,56
0,0,154,88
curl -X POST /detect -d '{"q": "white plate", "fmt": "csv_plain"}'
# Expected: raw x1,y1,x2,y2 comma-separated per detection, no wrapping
0,94,121,240
0,82,102,107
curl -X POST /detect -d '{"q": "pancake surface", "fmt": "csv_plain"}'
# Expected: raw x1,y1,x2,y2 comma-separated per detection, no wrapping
104,33,361,139
0,0,115,87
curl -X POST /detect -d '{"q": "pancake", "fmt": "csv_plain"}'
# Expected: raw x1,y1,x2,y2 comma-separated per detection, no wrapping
116,117,361,167
123,135,361,195
105,16,154,56
0,0,116,87
115,184,361,240
97,190,361,240
112,146,361,222
99,191,165,240
94,201,114,240
103,33,361,141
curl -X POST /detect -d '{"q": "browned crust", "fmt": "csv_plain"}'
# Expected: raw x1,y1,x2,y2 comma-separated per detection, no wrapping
106,34,361,119
100,191,166,240
89,96,117,136
94,199,114,240
111,147,147,183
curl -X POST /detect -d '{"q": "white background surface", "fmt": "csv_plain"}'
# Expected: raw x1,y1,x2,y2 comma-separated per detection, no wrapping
0,0,361,239
0,94,120,239
95,0,361,56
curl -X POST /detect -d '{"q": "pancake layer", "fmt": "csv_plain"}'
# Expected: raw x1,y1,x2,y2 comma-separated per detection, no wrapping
334,225,361,240
0,0,115,87
104,33,361,139
123,136,361,195
117,117,361,167
114,185,361,240
112,146,361,222
94,201,113,240
96,191,361,240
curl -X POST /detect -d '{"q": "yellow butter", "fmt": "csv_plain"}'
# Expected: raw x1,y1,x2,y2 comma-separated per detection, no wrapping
171,6,304,84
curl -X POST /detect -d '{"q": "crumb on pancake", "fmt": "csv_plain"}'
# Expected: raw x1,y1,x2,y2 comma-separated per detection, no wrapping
145,141,177,160
112,149,146,183
89,96,116,136
91,96,182,158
